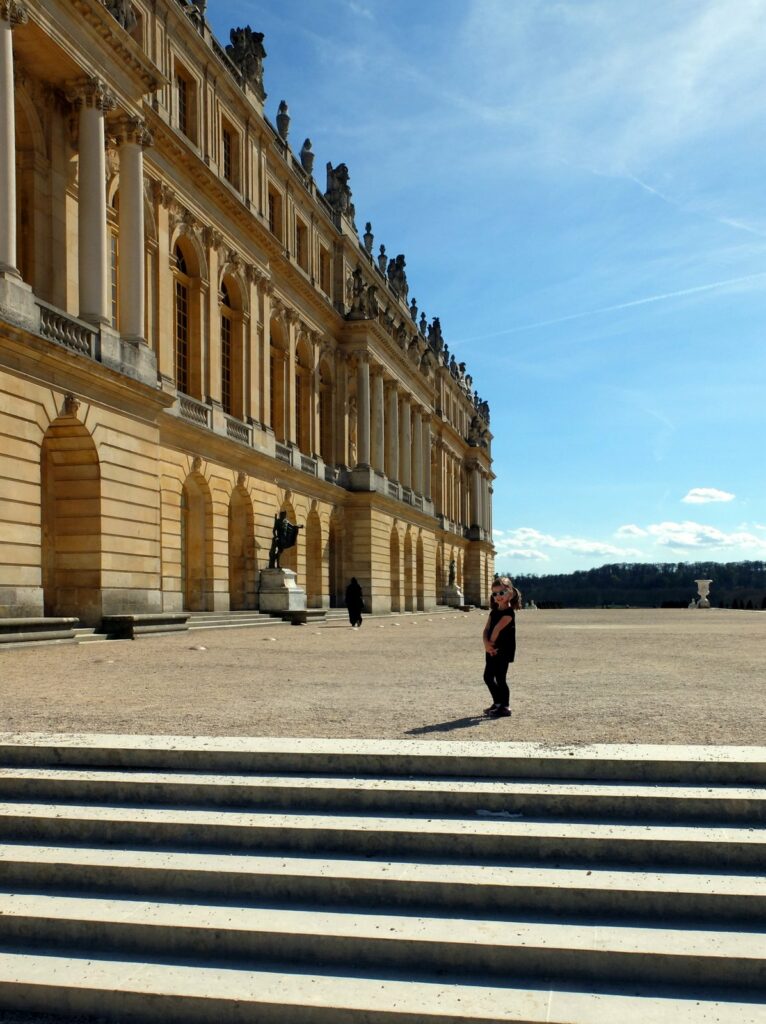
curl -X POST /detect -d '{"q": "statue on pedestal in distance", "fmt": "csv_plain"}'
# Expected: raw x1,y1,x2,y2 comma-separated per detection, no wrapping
268,511,303,569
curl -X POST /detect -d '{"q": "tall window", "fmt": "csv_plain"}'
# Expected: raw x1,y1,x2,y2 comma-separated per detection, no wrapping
319,245,331,295
221,282,232,415
295,373,303,450
174,245,189,395
222,128,232,183
110,234,119,328
296,219,308,271
267,187,282,240
177,74,188,137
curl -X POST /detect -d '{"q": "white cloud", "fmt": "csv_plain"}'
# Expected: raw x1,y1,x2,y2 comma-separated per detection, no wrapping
615,524,647,537
494,527,640,563
636,520,766,551
682,487,735,504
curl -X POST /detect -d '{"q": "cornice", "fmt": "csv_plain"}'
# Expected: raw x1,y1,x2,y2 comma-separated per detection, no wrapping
64,0,166,95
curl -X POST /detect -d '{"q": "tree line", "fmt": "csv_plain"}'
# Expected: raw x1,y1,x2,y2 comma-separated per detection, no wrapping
504,561,766,609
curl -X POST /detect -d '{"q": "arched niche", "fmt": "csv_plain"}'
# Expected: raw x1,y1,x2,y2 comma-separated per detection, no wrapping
41,412,102,625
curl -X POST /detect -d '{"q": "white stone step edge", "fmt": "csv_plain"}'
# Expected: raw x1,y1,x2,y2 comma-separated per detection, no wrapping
0,735,764,783
0,891,764,990
2,844,765,921
0,952,763,1024
0,768,763,823
1,804,764,868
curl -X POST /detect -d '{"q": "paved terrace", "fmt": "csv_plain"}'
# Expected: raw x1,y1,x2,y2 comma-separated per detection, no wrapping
0,608,763,745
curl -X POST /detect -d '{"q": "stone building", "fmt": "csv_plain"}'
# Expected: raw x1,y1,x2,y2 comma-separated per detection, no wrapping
0,0,494,626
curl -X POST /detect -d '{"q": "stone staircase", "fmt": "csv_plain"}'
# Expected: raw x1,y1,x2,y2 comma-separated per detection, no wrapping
0,735,763,1023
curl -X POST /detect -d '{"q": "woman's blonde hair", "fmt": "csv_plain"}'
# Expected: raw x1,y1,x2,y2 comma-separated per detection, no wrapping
494,575,522,610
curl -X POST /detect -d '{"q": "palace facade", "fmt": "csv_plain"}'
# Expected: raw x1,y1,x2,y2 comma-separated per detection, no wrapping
0,0,494,625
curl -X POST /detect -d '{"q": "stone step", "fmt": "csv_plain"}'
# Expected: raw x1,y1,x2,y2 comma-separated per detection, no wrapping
0,735,764,784
0,892,764,991
0,768,764,824
0,951,762,1024
0,803,762,869
2,844,765,924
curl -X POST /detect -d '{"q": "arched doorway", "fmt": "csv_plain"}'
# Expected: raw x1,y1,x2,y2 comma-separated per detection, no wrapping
181,471,211,611
416,534,425,611
305,507,322,607
41,413,102,625
390,526,401,613
403,528,414,612
228,485,254,609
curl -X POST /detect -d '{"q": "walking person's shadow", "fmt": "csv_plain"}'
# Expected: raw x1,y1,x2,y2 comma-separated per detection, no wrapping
405,715,490,736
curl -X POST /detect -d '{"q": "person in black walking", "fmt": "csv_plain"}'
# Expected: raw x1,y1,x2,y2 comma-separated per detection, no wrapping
481,575,521,718
345,577,364,628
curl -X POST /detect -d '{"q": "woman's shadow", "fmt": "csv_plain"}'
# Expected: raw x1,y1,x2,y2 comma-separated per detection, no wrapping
405,715,491,736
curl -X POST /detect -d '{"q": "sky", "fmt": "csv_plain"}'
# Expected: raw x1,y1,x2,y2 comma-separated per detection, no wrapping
210,0,766,575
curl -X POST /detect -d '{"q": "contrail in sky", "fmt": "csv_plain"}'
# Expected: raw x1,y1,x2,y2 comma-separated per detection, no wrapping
457,270,766,345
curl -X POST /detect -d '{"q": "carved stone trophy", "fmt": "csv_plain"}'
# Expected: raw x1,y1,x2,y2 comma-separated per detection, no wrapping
258,512,307,613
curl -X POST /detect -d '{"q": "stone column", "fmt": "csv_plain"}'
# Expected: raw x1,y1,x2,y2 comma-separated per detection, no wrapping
116,118,152,341
399,395,411,488
412,406,423,494
69,78,116,325
0,0,27,276
355,351,371,467
422,416,432,500
471,464,482,528
482,475,490,532
385,381,399,481
371,365,385,473
286,310,298,444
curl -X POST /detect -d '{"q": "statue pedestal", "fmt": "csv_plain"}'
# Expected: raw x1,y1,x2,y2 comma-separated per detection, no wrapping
258,568,306,613
443,583,464,608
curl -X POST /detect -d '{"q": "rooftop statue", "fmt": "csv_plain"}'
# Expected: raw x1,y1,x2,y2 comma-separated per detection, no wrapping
428,317,444,352
347,266,377,320
409,297,418,322
386,255,408,300
299,138,314,175
268,511,303,569
363,223,374,254
226,27,267,100
106,0,137,31
419,312,427,336
377,244,387,275
325,162,356,224
467,414,489,448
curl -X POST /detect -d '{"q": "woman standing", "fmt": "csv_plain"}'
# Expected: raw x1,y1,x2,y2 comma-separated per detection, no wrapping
482,576,521,718
345,577,364,628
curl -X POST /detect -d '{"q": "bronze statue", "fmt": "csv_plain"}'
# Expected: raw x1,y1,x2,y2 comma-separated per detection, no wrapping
268,511,303,569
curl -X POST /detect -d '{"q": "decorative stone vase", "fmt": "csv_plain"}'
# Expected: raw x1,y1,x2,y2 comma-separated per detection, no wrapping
276,101,290,142
695,579,713,609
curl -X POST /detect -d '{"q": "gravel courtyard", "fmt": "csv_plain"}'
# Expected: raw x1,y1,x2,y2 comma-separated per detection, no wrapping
0,608,764,745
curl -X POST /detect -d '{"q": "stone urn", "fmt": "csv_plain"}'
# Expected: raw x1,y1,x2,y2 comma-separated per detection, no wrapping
694,579,713,608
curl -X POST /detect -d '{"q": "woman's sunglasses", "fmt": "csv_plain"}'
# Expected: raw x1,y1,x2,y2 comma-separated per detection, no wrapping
492,589,510,597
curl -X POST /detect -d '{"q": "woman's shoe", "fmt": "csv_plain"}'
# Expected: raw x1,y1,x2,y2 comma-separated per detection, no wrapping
483,704,499,715
489,706,511,718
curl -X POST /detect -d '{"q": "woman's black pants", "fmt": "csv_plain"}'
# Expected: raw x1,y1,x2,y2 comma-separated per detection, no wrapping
484,653,510,707
348,606,362,627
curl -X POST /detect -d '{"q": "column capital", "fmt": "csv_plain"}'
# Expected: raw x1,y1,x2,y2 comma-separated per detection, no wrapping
66,76,117,113
0,0,28,26
115,116,153,148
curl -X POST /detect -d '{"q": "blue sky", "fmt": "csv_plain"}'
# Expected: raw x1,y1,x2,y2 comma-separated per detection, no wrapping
211,0,766,574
